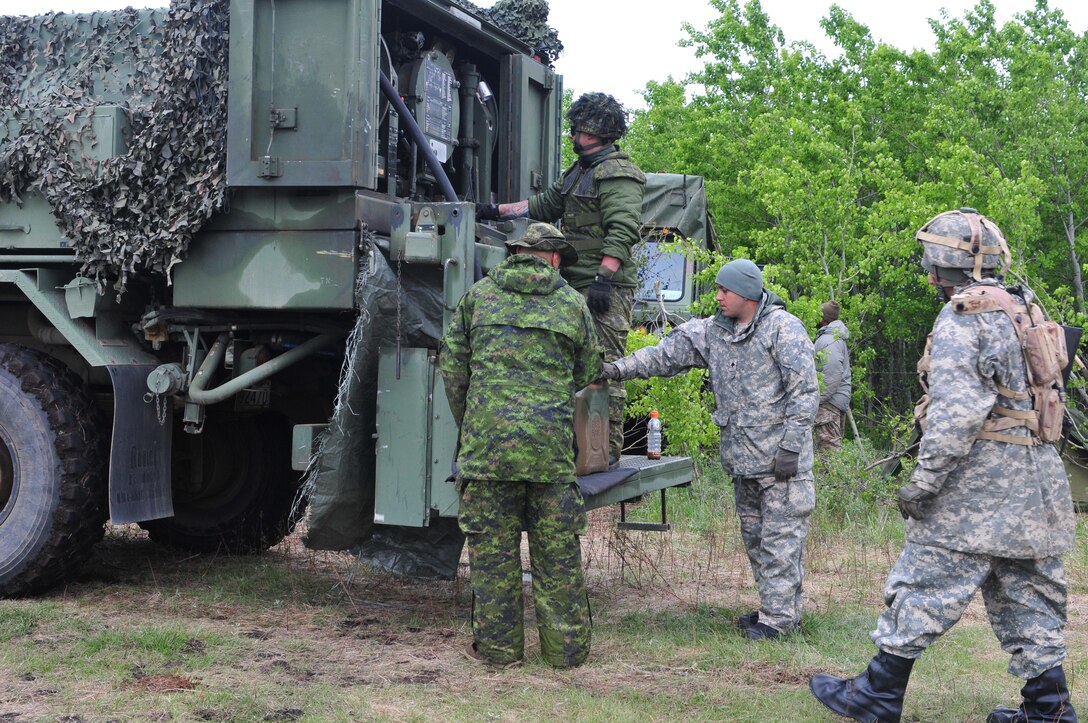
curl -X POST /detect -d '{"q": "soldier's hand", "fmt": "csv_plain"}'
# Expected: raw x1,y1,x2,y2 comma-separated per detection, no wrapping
897,483,936,520
586,275,613,314
599,362,622,381
475,203,500,221
773,448,800,481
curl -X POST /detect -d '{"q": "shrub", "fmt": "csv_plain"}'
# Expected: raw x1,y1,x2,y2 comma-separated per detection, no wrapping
623,327,718,456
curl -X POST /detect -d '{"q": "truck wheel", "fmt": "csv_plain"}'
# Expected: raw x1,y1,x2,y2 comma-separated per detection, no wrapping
141,413,302,553
0,344,108,598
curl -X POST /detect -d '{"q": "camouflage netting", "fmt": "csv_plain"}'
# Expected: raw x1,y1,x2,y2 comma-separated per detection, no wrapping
453,0,563,63
0,0,229,296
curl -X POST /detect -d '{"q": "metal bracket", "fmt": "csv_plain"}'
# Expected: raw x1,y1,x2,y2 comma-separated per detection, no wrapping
258,155,282,178
616,488,671,532
269,107,297,129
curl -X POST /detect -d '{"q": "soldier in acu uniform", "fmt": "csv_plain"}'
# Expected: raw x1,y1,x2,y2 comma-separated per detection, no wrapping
439,222,601,669
813,300,852,451
809,209,1078,722
601,258,819,640
478,92,645,464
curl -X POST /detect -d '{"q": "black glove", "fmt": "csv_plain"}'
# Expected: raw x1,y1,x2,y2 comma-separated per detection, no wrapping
586,275,613,314
773,448,800,481
475,203,500,221
897,483,936,520
599,362,622,381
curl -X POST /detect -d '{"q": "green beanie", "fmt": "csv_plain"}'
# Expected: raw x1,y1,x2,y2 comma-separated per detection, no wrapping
715,259,763,300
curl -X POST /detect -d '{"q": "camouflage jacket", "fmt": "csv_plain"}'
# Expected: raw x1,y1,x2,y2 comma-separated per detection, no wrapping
909,280,1075,558
814,320,852,411
612,290,818,478
438,254,601,484
528,146,646,290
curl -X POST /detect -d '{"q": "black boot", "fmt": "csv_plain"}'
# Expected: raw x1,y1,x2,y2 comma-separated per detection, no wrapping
986,666,1078,723
809,651,915,722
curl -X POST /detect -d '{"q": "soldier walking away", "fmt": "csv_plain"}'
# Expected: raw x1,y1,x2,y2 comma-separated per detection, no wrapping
439,222,601,669
809,208,1078,722
477,92,645,466
601,259,819,640
814,300,852,451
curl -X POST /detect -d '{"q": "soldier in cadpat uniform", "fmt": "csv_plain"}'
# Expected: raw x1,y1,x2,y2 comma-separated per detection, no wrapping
601,258,819,640
809,209,1078,722
439,222,601,669
477,91,645,465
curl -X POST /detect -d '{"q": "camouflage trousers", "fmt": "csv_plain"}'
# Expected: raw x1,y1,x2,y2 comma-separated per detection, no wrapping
580,284,632,460
733,474,815,632
872,542,1069,679
814,403,844,451
458,479,591,667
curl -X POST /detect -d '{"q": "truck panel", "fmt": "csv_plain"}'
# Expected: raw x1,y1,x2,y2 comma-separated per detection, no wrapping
173,230,357,309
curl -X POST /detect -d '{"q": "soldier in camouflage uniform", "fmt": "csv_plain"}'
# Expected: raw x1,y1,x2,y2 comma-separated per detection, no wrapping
814,300,852,451
478,92,645,464
810,209,1078,723
601,259,819,640
439,222,601,669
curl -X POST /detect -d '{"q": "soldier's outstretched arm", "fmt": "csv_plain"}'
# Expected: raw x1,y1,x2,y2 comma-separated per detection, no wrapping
607,317,710,381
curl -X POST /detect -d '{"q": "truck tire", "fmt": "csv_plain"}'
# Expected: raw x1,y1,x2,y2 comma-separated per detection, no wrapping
0,344,108,598
141,412,302,553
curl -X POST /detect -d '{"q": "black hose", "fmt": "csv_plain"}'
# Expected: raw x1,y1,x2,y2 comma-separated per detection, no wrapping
379,71,458,202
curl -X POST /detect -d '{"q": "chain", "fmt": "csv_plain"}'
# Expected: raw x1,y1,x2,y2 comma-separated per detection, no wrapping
155,392,168,427
143,390,170,427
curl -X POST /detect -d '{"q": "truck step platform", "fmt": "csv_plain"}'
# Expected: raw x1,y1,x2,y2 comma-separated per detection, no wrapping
580,454,693,511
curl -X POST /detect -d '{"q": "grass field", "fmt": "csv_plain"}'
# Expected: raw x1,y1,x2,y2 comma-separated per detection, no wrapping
0,445,1084,722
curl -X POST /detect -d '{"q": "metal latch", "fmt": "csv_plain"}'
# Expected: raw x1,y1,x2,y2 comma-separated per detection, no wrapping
259,156,282,178
269,107,297,129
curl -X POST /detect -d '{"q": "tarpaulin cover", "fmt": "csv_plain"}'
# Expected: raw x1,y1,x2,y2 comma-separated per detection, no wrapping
300,243,443,551
640,173,714,244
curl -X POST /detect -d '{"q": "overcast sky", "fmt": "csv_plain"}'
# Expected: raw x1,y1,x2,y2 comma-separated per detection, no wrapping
4,0,1088,111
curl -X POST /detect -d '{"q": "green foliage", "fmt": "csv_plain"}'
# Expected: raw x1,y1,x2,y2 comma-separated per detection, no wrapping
812,439,903,528
622,327,718,455
624,0,1088,443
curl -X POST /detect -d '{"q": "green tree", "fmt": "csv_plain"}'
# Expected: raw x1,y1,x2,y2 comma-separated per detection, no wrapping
622,0,1087,447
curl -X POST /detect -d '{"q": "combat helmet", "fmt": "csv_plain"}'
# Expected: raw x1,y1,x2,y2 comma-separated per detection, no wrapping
915,207,1012,282
566,92,627,141
505,222,578,266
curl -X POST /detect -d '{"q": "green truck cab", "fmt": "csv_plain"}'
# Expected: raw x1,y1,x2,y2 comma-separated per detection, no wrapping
0,0,697,596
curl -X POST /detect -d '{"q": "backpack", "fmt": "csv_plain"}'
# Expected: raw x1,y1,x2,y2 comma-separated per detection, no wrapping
914,285,1069,445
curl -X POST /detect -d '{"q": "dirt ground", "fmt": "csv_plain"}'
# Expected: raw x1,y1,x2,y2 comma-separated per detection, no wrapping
1,507,1085,721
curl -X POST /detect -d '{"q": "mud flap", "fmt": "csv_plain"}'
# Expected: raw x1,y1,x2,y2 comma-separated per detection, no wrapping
106,365,173,524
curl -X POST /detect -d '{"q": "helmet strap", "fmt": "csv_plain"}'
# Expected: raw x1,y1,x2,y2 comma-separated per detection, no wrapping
916,209,1013,281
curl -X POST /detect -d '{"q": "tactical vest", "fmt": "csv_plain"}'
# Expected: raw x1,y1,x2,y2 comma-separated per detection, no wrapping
914,286,1069,445
557,153,645,256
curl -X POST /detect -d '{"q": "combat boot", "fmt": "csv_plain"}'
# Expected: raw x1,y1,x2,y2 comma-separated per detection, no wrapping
986,666,1078,723
735,610,758,630
809,650,915,722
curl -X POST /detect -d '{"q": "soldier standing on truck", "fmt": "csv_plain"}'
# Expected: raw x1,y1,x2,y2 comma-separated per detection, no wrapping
439,222,601,669
477,92,645,466
809,209,1078,722
601,258,819,640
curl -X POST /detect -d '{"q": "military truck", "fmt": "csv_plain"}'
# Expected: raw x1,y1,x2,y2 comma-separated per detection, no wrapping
0,0,700,596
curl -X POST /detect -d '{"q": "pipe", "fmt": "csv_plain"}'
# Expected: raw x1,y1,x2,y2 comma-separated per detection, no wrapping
187,331,343,405
27,309,70,346
379,71,458,202
457,63,480,199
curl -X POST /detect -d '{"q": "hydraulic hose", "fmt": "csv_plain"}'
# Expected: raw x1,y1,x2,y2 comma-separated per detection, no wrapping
379,71,458,202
